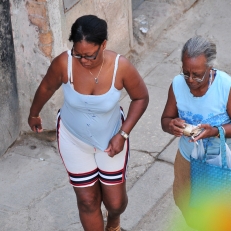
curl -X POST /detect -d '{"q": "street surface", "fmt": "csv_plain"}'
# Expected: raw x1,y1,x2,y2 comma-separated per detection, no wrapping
1,0,231,230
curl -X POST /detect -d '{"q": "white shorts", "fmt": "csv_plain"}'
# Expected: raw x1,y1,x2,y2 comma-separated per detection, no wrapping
56,112,130,188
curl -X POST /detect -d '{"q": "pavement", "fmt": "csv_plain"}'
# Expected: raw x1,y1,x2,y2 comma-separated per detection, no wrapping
1,0,231,230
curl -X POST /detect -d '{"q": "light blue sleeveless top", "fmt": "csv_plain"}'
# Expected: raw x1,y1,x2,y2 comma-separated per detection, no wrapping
60,51,122,151
172,70,231,161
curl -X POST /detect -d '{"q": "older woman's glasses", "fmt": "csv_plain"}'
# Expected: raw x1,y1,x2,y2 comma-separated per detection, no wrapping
180,68,208,82
71,45,101,60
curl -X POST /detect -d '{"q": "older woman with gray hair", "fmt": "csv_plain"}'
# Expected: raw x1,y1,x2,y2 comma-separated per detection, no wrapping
161,36,231,229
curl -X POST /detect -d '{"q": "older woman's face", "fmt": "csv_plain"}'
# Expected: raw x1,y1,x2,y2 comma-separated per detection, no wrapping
182,54,210,90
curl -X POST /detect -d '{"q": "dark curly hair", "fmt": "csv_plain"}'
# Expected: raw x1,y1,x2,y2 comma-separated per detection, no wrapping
69,15,108,45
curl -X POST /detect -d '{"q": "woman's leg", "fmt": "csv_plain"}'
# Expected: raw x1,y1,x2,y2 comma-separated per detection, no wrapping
173,150,191,214
94,136,129,231
73,181,104,231
101,182,128,230
57,119,104,230
173,150,203,229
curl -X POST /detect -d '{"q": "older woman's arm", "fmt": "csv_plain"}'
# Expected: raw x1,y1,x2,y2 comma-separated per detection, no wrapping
220,89,231,137
161,84,185,137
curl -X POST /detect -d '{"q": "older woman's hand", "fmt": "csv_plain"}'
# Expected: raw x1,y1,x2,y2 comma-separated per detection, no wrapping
169,118,185,137
191,123,219,142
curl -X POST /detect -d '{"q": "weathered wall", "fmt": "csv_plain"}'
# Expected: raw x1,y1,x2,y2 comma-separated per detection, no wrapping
0,0,20,155
9,0,133,140
58,0,133,55
10,0,59,135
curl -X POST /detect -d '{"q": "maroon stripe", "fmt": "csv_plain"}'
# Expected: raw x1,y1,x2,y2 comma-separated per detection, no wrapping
99,168,123,175
56,113,75,184
69,168,98,177
100,178,123,184
120,106,129,182
122,138,130,181
70,178,98,187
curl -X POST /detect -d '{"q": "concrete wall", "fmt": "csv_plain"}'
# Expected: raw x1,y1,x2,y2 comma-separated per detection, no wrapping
0,0,20,155
10,0,57,136
132,0,144,10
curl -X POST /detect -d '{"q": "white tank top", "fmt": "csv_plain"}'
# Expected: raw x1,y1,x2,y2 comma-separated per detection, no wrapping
60,51,122,150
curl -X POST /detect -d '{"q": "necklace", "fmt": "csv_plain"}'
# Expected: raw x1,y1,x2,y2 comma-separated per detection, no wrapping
208,69,213,88
192,70,214,97
89,52,104,84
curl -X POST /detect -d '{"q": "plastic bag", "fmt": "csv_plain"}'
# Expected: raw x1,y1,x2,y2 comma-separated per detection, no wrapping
205,143,231,168
191,139,205,160
225,143,231,168
206,153,222,167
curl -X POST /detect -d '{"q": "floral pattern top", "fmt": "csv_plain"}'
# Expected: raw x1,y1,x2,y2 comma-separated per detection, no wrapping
172,69,231,161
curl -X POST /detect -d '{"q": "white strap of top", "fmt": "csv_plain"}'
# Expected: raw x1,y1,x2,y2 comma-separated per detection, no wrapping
67,51,120,85
112,54,120,85
67,50,73,83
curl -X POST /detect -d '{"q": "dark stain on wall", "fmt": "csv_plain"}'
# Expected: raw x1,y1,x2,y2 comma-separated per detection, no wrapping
0,0,20,155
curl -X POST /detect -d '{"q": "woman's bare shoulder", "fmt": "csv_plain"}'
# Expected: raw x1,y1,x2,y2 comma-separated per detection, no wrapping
106,50,132,68
45,51,69,83
51,51,69,66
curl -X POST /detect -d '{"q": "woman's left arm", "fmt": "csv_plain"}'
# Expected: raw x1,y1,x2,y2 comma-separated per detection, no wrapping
118,57,149,135
105,56,149,157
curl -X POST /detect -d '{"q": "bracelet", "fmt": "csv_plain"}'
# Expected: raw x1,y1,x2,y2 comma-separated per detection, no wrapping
214,126,220,138
29,115,40,119
119,129,129,140
214,125,226,138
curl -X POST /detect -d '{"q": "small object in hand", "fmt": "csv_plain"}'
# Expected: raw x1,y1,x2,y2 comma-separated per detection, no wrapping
183,123,203,137
35,126,38,133
191,135,199,145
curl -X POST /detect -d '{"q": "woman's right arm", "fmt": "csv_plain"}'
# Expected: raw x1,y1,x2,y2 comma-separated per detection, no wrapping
28,54,66,132
161,84,185,137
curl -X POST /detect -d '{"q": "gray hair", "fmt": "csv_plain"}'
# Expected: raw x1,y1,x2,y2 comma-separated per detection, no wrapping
181,36,216,67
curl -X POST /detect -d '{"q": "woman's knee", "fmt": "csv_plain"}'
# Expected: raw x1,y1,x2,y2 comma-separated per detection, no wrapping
74,184,102,213
77,194,101,213
105,194,128,215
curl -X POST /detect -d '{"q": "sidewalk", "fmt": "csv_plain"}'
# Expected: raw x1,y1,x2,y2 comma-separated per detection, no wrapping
2,0,231,230
121,0,231,230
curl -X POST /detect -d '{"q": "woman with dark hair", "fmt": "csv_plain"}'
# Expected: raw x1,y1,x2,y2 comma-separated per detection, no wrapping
28,15,149,231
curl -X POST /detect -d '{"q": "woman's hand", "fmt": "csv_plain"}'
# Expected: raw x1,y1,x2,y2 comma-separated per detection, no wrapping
169,118,185,137
191,124,218,142
28,53,65,133
104,133,126,157
28,116,43,133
